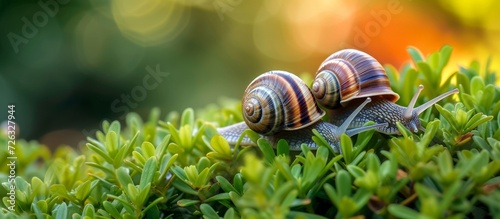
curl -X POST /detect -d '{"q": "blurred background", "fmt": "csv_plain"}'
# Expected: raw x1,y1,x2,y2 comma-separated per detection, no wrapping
0,0,499,149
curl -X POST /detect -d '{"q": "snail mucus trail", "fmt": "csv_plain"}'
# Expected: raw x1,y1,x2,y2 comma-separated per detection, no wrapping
311,49,459,135
217,70,387,153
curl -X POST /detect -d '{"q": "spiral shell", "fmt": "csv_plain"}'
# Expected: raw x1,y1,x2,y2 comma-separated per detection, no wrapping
242,70,325,135
311,49,399,109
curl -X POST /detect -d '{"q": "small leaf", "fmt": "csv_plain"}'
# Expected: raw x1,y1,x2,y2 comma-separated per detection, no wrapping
75,180,92,201
210,135,232,158
31,202,45,219
257,138,275,164
181,108,195,128
216,176,237,194
336,170,352,197
143,197,164,216
141,142,156,159
132,151,147,166
172,178,198,195
103,201,122,219
82,203,95,217
408,46,425,63
105,131,119,156
53,202,69,219
388,204,420,219
340,134,353,163
200,203,220,219
276,139,290,156
140,157,157,190
347,165,366,179
116,167,134,191
204,193,231,202
86,143,114,164
233,174,244,195
177,199,200,207
223,208,238,219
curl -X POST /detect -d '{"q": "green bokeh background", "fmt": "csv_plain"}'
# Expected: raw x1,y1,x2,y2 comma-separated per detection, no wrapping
0,0,499,148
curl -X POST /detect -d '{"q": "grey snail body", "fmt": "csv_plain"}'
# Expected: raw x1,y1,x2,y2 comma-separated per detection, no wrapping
217,70,386,152
312,49,459,135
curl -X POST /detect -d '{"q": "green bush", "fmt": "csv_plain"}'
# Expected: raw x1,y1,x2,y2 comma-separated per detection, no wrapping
1,46,500,218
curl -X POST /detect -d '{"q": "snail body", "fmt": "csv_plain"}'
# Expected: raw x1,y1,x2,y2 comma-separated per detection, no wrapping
218,70,386,152
312,49,459,135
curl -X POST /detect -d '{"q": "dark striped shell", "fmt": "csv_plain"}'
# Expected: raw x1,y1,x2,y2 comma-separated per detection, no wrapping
311,49,399,109
242,71,325,135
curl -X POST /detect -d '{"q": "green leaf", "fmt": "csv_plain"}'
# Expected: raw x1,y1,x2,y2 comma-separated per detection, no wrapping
223,208,238,219
140,157,157,190
172,177,198,196
179,125,193,148
200,203,220,219
158,154,178,183
181,108,195,128
408,46,425,63
438,45,453,73
36,200,48,214
233,174,244,195
143,197,164,216
210,135,232,158
420,120,440,147
276,139,290,156
135,183,151,206
347,165,366,179
197,157,212,171
108,121,121,136
114,132,139,168
204,193,231,202
257,138,275,164
270,181,296,205
388,204,421,219
32,202,44,219
105,131,119,156
53,203,69,219
177,199,200,207
116,167,134,191
127,184,139,201
49,184,73,202
103,201,122,219
82,204,95,217
31,177,46,198
75,180,92,202
156,134,171,158
132,151,146,166
141,142,156,159
216,176,237,194
86,143,114,164
340,134,353,163
336,170,352,198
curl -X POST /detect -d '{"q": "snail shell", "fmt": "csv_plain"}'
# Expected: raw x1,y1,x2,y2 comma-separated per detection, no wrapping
311,49,399,109
312,49,459,135
242,70,325,135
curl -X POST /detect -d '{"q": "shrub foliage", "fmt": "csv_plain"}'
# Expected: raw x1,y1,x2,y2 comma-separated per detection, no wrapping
1,46,500,218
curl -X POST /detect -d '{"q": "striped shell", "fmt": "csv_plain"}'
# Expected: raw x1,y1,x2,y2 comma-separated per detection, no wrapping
311,49,399,109
243,70,325,135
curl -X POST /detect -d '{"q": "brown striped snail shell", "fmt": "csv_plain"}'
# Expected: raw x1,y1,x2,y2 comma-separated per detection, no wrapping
242,70,325,135
311,49,399,109
218,70,387,152
311,49,458,135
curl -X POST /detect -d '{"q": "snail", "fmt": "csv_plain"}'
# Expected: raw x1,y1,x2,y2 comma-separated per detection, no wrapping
311,49,459,135
217,70,387,152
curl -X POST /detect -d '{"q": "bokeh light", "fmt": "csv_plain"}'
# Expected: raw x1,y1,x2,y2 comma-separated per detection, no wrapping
112,0,190,46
